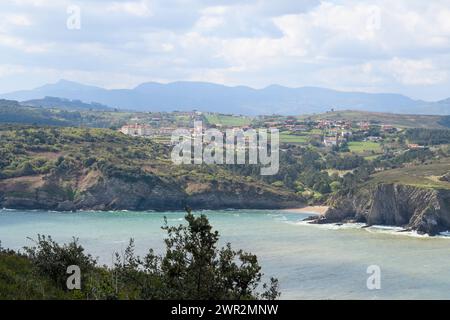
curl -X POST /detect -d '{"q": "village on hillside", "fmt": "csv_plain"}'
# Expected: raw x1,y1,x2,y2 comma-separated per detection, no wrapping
118,110,427,160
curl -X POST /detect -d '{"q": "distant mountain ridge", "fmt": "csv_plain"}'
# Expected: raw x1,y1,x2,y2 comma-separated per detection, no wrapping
22,96,112,111
1,79,450,115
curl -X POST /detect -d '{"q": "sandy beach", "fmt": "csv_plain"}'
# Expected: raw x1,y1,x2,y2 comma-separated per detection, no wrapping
281,206,329,215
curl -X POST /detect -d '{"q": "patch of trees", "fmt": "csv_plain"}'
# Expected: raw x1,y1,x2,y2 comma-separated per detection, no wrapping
0,101,125,128
0,105,73,126
335,164,374,193
300,169,332,194
437,116,450,128
393,149,433,164
98,162,157,184
0,126,165,179
325,153,365,170
372,148,435,169
405,128,450,145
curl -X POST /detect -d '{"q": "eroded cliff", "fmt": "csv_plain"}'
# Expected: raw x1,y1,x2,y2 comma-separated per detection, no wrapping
310,184,450,235
0,168,304,211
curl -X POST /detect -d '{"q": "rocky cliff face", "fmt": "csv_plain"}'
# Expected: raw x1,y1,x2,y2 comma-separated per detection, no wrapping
0,169,303,211
310,184,450,235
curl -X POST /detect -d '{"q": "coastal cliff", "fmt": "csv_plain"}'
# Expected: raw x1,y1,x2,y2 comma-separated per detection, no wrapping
310,183,450,235
0,169,304,211
0,126,305,212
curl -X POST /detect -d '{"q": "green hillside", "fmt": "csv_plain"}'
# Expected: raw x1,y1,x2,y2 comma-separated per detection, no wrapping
299,110,450,129
366,160,450,190
204,113,252,126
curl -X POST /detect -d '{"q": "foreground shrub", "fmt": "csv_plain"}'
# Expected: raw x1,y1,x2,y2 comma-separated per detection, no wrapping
4,209,280,300
24,235,96,290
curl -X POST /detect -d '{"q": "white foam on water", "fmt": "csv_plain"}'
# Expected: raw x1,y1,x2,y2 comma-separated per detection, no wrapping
365,225,450,239
364,226,424,237
285,218,450,239
287,219,365,230
166,217,184,221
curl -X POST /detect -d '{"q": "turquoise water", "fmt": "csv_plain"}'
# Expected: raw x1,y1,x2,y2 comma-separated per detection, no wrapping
1,209,450,299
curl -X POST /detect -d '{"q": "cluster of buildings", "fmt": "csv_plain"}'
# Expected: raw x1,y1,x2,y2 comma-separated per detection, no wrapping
317,119,352,130
119,124,175,137
119,112,403,151
323,136,339,147
119,124,152,136
312,120,398,148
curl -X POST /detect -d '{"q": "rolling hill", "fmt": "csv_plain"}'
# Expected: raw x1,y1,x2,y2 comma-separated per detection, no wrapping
299,110,450,129
22,96,112,111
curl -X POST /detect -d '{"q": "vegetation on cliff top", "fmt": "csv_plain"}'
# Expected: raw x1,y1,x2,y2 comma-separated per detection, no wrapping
365,160,450,190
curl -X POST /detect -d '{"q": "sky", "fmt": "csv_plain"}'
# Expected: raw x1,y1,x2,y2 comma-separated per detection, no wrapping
0,0,450,101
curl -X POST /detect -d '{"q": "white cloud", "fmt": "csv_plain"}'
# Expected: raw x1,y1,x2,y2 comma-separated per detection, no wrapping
0,64,26,77
386,58,448,86
11,0,55,6
107,0,153,17
195,16,224,30
0,0,450,100
0,34,51,53
6,14,32,26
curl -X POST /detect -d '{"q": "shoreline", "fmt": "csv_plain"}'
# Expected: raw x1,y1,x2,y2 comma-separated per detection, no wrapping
281,206,329,215
0,206,323,213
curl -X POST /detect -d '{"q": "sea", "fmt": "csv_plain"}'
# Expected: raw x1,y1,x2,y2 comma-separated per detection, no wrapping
1,208,450,299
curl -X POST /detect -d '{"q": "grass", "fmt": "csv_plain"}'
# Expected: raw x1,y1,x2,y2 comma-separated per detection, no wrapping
151,135,171,144
305,129,323,135
279,132,308,144
0,251,75,299
364,155,380,161
348,141,382,154
366,160,450,190
325,169,354,177
204,114,251,127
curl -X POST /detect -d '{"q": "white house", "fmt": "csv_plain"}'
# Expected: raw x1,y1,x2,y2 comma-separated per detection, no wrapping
323,136,339,147
120,124,153,137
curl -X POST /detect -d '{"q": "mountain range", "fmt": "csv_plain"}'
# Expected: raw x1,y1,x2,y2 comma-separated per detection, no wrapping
1,79,449,115
22,96,112,111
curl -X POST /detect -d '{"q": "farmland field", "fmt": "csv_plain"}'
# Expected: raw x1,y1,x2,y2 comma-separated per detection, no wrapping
280,132,308,144
348,141,382,153
204,114,252,126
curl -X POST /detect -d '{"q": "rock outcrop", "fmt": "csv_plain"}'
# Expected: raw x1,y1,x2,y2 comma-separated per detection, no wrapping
0,169,304,211
439,172,450,182
308,184,450,235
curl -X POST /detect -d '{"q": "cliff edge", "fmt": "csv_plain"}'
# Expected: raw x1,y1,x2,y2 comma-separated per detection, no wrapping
309,183,450,235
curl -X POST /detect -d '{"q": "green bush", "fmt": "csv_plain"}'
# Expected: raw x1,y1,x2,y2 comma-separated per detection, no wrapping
24,235,97,291
1,211,280,300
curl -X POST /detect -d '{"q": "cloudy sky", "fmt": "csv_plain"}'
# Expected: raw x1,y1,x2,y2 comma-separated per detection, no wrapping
0,0,449,100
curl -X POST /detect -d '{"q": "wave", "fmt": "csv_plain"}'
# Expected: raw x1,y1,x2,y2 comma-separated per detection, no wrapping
272,215,288,222
287,219,450,239
289,220,366,230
